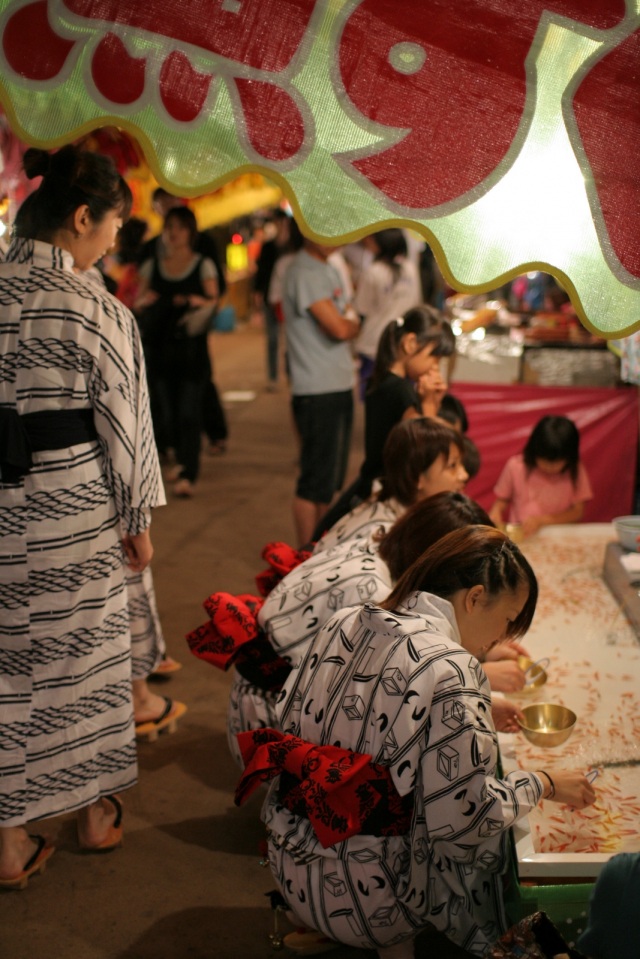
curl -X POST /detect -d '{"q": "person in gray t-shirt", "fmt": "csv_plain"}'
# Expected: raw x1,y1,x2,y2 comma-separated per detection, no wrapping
283,239,359,545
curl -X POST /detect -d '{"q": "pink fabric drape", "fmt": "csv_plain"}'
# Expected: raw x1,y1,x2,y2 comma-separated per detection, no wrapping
453,383,637,522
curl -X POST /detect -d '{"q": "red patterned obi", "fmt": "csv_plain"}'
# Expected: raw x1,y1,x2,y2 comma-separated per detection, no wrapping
255,541,313,597
235,728,413,848
185,592,291,691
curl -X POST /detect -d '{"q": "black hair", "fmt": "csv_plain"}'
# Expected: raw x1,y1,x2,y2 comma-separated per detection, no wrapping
288,217,305,253
117,217,147,264
378,417,464,507
461,435,481,480
381,525,538,641
163,206,198,250
377,492,493,582
438,393,469,433
152,187,181,206
20,145,132,241
372,228,408,282
368,304,455,392
523,415,580,484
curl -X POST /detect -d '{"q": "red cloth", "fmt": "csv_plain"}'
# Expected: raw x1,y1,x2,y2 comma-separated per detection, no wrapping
185,592,263,670
255,541,313,596
185,591,291,689
452,383,637,522
235,728,412,848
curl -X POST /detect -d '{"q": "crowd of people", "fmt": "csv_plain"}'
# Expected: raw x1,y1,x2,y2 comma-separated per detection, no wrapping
0,143,633,959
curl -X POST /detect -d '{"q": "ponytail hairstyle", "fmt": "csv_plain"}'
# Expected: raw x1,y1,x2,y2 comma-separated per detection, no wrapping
381,525,538,640
372,228,407,283
368,304,455,392
377,417,463,507
19,145,132,242
523,415,580,485
377,491,493,582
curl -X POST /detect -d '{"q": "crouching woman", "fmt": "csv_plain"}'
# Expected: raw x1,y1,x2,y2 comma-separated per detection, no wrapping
236,526,595,958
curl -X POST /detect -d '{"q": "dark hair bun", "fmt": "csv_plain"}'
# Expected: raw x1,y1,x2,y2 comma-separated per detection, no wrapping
23,148,52,180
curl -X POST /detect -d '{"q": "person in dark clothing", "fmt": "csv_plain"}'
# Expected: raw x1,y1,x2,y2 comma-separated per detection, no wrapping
253,209,298,388
138,189,228,453
139,189,227,295
312,305,454,540
134,207,219,497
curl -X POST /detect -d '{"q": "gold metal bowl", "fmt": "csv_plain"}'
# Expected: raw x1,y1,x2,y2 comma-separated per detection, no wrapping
518,703,576,747
517,655,548,694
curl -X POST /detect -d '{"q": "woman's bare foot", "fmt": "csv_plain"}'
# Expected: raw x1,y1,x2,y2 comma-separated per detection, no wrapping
133,678,174,724
0,827,38,880
77,796,122,850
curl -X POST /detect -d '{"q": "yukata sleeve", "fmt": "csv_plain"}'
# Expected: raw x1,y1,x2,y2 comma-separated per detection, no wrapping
89,294,166,534
418,658,542,860
257,562,323,662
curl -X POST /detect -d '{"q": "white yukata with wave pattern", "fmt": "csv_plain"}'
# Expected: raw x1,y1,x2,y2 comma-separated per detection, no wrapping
0,238,165,826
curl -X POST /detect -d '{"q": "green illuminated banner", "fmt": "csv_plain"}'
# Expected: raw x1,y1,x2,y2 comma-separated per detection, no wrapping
1,0,639,334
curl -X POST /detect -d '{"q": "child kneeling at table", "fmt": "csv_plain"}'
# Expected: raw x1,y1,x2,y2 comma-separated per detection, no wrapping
490,415,592,538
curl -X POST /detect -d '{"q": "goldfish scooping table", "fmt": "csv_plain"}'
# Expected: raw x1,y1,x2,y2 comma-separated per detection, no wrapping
500,524,640,881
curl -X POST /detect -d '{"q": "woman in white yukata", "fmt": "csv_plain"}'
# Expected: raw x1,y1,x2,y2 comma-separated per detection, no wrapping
236,526,596,958
259,493,531,695
188,421,466,767
0,145,164,888
313,417,468,557
214,494,498,767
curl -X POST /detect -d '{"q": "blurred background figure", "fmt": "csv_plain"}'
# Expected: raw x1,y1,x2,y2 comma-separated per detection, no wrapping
106,215,148,310
283,237,359,545
353,228,421,398
139,188,229,456
134,207,219,498
253,209,298,391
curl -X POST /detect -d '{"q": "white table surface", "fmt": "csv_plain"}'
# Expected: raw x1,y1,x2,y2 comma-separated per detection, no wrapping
499,524,640,878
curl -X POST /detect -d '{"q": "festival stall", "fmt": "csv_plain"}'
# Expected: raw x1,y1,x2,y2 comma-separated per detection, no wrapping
1,0,639,939
0,0,638,337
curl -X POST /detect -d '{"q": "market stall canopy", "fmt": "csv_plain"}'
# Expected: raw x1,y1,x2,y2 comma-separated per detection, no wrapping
0,0,638,335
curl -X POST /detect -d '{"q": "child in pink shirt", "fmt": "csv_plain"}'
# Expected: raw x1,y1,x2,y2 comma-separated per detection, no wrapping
490,415,593,537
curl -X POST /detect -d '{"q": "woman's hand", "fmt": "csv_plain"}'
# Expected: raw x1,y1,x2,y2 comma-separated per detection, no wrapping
522,514,545,537
122,529,153,572
491,698,524,732
173,293,214,308
416,368,447,416
484,641,530,662
538,770,596,810
134,289,160,310
484,659,527,692
489,499,507,527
